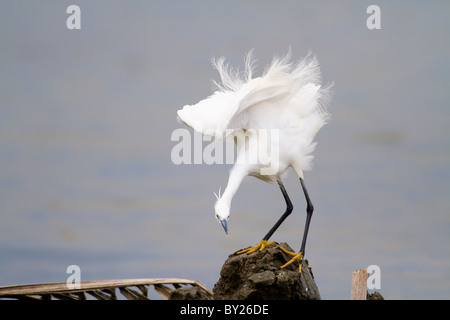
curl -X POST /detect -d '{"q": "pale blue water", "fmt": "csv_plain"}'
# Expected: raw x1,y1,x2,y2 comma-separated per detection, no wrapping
1,1,449,299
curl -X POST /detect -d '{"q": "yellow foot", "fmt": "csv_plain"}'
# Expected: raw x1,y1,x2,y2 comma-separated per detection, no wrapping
280,247,304,273
236,240,276,255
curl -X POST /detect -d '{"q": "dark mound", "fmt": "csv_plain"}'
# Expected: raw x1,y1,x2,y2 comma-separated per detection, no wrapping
213,242,320,300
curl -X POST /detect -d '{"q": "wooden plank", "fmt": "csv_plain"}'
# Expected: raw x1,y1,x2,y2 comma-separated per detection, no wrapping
153,284,173,300
119,287,139,300
87,290,111,300
119,287,150,300
0,278,208,296
137,285,148,297
51,293,78,300
351,269,368,300
0,278,213,300
100,288,117,300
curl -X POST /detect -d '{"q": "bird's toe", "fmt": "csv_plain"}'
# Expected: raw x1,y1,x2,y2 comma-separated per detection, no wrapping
280,248,304,273
236,240,276,255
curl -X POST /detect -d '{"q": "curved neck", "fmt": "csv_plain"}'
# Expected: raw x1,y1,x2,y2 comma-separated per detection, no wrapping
219,164,249,208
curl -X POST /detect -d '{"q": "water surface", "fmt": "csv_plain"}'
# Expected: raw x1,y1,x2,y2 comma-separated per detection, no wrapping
1,1,449,299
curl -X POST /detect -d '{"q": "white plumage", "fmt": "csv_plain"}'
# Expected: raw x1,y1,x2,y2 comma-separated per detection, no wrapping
177,50,331,254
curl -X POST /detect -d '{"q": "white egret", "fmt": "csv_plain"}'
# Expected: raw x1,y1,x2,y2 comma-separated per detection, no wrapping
177,50,331,272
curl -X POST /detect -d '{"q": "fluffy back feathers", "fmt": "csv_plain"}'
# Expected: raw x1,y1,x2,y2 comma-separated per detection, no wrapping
177,50,331,139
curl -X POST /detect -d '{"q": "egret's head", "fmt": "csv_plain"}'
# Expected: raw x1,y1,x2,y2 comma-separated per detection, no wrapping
214,191,229,235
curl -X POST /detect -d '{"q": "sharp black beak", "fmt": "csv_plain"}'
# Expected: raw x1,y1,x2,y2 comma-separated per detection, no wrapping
220,219,228,235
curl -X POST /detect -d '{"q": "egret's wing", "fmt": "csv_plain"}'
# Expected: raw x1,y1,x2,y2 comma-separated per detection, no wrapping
229,74,322,130
177,76,291,138
178,79,321,137
225,72,292,129
178,52,325,137
177,91,236,137
238,75,294,114
286,83,321,117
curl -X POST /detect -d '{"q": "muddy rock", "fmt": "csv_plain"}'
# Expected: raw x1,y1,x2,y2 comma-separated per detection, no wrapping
367,291,384,300
168,286,212,300
213,242,320,300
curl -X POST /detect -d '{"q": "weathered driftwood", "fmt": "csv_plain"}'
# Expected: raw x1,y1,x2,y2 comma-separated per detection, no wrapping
0,278,213,300
351,269,368,300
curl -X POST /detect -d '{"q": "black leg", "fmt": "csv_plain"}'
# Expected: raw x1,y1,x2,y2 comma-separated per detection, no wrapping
262,180,293,241
299,178,314,255
237,180,294,256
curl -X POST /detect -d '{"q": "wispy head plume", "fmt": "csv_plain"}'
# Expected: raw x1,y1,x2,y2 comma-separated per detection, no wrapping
213,187,222,200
